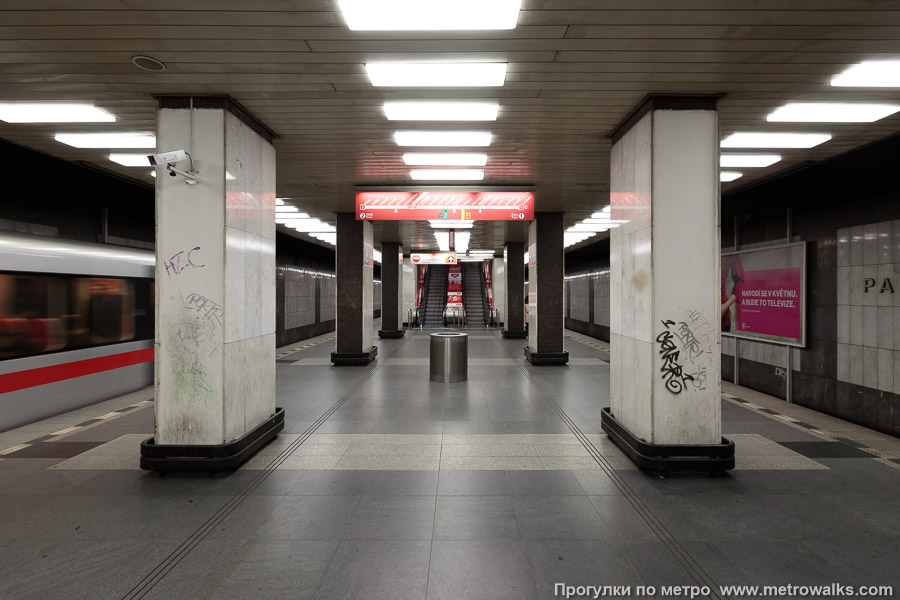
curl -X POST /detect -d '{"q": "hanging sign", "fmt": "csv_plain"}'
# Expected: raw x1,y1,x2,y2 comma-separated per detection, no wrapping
411,252,458,265
356,191,534,221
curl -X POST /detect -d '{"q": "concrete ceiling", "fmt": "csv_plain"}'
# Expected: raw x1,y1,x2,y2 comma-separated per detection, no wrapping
1,1,899,252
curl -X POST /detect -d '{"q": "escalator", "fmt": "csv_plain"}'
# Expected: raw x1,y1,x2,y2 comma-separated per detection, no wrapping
462,262,489,327
422,265,448,328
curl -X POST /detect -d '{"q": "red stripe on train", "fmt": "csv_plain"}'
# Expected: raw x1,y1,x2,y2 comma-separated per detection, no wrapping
0,348,154,394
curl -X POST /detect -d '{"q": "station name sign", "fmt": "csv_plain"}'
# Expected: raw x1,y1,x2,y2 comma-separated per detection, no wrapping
356,191,534,221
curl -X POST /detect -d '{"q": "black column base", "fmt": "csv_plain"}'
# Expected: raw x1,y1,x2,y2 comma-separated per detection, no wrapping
378,329,405,339
600,407,735,475
501,329,527,339
140,407,285,473
524,346,569,365
331,346,378,365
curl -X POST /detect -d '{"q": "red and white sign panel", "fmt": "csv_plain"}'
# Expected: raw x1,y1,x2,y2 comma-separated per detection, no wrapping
411,252,457,265
356,192,534,221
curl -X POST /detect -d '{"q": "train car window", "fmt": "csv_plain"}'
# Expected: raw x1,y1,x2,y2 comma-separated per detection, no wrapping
0,273,67,358
1,273,149,360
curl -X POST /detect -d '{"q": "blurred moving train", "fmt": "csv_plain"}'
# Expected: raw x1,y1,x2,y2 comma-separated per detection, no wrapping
0,232,155,432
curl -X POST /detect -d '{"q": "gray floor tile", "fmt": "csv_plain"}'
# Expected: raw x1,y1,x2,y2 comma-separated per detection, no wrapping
427,541,537,600
343,495,435,540
523,540,641,597
507,470,587,496
313,540,431,600
437,470,511,496
513,496,611,540
434,496,520,540
253,496,360,540
363,470,439,496
288,470,369,496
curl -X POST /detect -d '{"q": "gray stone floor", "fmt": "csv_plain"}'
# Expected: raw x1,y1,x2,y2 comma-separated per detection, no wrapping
0,328,898,599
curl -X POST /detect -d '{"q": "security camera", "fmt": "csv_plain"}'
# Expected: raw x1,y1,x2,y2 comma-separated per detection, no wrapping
147,149,187,166
148,149,199,185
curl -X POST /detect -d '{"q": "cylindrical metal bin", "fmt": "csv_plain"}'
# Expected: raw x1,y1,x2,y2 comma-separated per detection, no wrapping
429,332,468,383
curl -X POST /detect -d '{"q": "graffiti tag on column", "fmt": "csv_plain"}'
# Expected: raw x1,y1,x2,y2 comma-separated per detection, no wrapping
163,246,205,277
183,293,224,325
657,320,694,394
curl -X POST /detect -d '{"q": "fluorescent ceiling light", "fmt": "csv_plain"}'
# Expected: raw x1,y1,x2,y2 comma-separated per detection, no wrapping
0,103,115,123
404,153,487,166
395,131,492,147
767,102,900,123
373,250,382,263
339,0,520,30
720,132,831,149
590,207,612,219
429,220,474,229
831,61,900,87
434,232,450,252
150,170,156,178
275,205,299,213
410,169,484,181
564,232,596,248
721,171,743,182
366,63,507,87
582,219,629,225
55,132,156,149
310,233,336,245
275,198,285,206
284,219,333,232
720,154,781,168
108,153,149,167
568,224,610,232
455,232,471,254
385,102,499,122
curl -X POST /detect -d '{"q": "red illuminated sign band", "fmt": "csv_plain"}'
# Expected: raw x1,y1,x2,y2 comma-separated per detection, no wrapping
356,192,533,221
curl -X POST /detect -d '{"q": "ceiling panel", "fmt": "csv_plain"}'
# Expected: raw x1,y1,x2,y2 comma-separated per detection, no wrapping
0,1,898,252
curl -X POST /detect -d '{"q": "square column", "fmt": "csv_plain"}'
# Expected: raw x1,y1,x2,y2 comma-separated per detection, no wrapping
604,94,733,472
332,213,377,365
378,242,405,338
501,242,527,339
145,96,282,471
525,213,569,365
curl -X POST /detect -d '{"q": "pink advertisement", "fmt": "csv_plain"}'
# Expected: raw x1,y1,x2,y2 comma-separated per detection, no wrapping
722,243,806,346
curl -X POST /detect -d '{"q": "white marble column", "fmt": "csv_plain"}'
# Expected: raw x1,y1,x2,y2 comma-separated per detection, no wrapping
154,97,277,446
609,95,721,446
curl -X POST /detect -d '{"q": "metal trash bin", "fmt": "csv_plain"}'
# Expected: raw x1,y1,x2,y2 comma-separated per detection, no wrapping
430,332,468,383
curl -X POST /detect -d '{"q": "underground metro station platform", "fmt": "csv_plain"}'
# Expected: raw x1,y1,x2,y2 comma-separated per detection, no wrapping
3,1,900,598
0,327,898,600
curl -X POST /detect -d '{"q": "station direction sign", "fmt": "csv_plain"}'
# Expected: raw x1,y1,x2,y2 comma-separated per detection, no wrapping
357,191,534,221
411,252,457,265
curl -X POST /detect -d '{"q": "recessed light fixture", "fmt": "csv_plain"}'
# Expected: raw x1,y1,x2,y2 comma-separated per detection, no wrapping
384,102,499,121
767,103,900,122
366,63,507,87
720,132,831,149
403,153,487,166
309,232,336,245
455,232,471,253
131,55,167,72
720,154,781,168
0,103,115,123
831,61,900,87
582,219,629,225
568,224,612,232
720,171,743,182
410,169,484,181
338,0,521,30
434,231,451,252
564,232,596,248
429,220,475,229
395,131,492,147
109,153,150,167
55,132,156,149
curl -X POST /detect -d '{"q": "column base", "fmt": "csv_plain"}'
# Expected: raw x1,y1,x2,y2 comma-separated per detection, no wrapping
524,346,569,365
600,407,735,475
331,346,378,365
501,329,527,339
140,407,285,473
378,329,405,339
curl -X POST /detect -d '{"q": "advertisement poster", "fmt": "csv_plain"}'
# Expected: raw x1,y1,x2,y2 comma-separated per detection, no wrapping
447,264,463,306
363,243,374,267
722,242,806,346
